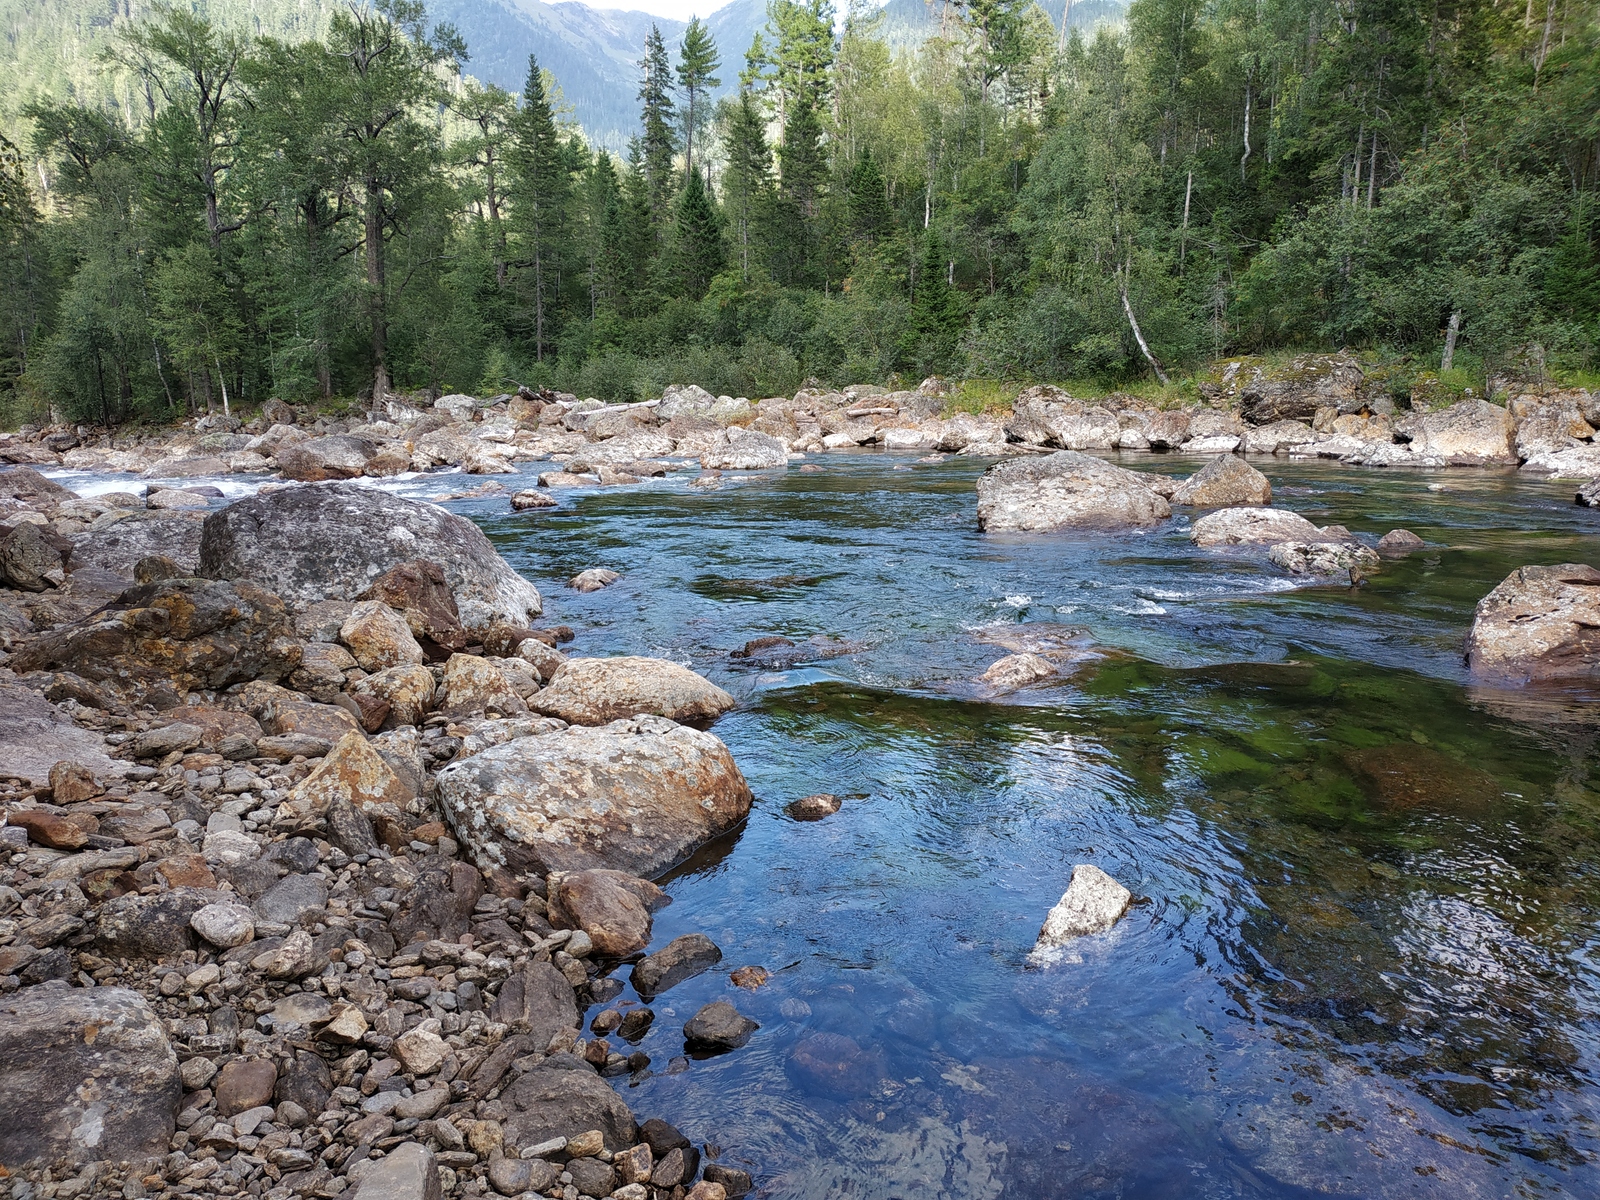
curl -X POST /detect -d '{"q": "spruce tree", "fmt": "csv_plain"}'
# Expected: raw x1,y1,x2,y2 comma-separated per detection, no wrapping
908,232,960,365
508,53,569,360
676,18,721,182
848,150,893,246
638,25,679,227
673,167,724,300
720,89,773,283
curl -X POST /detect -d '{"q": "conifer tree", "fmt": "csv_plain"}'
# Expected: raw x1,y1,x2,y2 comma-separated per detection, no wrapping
638,25,679,226
673,168,725,299
676,18,721,182
508,53,568,361
720,88,774,283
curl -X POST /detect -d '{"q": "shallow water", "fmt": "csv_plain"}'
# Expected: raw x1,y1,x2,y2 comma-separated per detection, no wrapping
60,452,1600,1195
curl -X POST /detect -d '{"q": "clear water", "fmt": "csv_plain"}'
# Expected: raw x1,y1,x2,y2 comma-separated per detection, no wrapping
61,453,1600,1196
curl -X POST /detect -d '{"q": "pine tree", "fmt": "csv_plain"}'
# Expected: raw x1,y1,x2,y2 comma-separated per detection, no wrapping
508,53,569,360
908,231,960,364
676,18,721,181
847,150,893,246
673,167,725,299
638,25,679,226
720,89,773,283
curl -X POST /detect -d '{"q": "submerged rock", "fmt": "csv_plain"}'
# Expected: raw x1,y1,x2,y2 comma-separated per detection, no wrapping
1189,506,1324,546
1170,456,1272,507
633,933,723,999
198,482,542,632
976,451,1171,532
1376,529,1425,556
571,567,620,593
530,656,735,726
980,652,1057,688
435,716,752,876
1028,864,1133,964
684,1000,759,1052
786,793,842,821
1465,563,1600,683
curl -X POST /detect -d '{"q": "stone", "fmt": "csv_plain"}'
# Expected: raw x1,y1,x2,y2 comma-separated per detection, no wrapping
1234,353,1370,424
274,434,377,481
979,653,1057,689
487,1156,537,1196
273,992,333,1026
341,600,427,671
48,760,102,803
357,559,469,653
632,933,722,999
98,888,215,958
320,1000,370,1044
489,961,579,1046
7,807,89,849
255,928,325,979
975,451,1170,531
554,869,667,957
68,512,206,579
1,521,67,590
686,1184,728,1200
786,1032,883,1099
510,489,557,511
254,872,329,925
785,793,841,821
730,965,769,989
260,696,363,741
1028,863,1133,963
568,1156,617,1196
438,652,528,718
0,465,74,508
0,984,180,1169
1397,398,1517,465
283,730,414,818
1170,455,1271,507
198,483,542,632
145,486,211,510
571,567,621,592
350,1142,442,1200
1189,506,1325,546
651,1146,695,1187
190,902,256,947
699,426,789,470
275,1049,333,1114
0,681,123,787
1465,563,1600,683
130,721,206,758
216,1058,279,1116
395,1025,450,1074
1240,419,1317,455
291,640,357,701
701,1164,753,1197
351,663,437,725
502,1059,637,1153
1376,529,1425,556
683,1000,759,1051
614,1143,654,1184
11,576,301,699
529,656,736,726
436,716,751,877
1267,541,1381,576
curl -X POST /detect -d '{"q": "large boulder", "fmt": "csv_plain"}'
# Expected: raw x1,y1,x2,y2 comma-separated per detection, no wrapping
435,715,752,877
1,521,67,590
1465,564,1600,683
0,679,124,787
197,483,542,632
1235,354,1370,424
699,427,788,470
1189,507,1325,546
1005,390,1121,450
1170,456,1271,507
274,435,376,482
69,512,206,579
1396,399,1517,465
0,984,181,1169
0,466,75,516
11,577,302,699
501,1059,637,1154
530,656,735,726
975,451,1170,531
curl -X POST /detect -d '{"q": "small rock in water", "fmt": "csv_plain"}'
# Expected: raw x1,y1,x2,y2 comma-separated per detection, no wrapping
786,793,841,821
684,1001,759,1052
979,652,1056,689
511,488,557,510
1267,540,1380,577
730,965,769,989
1376,528,1425,556
571,567,620,592
1029,863,1133,964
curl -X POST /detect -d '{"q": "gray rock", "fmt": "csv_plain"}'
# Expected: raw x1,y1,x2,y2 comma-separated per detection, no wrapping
1028,864,1133,963
1396,398,1517,465
567,1156,617,1196
570,567,620,592
190,902,256,948
1267,541,1381,576
436,716,751,878
1465,563,1600,683
975,451,1171,532
501,1059,637,1153
529,656,736,727
632,933,722,999
1189,506,1325,546
488,961,578,1048
0,679,124,787
1235,353,1370,424
683,1000,759,1051
703,1163,754,1197
699,427,788,470
350,1141,441,1200
69,512,206,579
275,435,377,482
0,984,181,1169
198,482,542,633
1376,529,1425,556
99,888,216,958
254,873,329,925
1170,455,1272,507
131,722,205,758
1,521,66,590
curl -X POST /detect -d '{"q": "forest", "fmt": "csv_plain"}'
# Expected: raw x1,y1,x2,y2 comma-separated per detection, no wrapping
0,0,1596,424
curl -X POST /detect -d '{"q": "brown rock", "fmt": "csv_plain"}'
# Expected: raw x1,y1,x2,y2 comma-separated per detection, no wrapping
170,705,266,750
530,656,735,726
437,652,528,718
284,730,414,818
357,559,469,653
156,854,217,889
730,965,769,989
553,869,667,957
340,600,426,671
336,691,392,732
350,664,436,726
7,808,89,850
1377,529,1426,557
215,1058,278,1116
1170,455,1272,507
785,793,842,820
48,760,102,803
1465,563,1600,682
260,696,363,742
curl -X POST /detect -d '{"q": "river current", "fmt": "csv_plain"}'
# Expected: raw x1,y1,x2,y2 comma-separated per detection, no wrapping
56,451,1600,1197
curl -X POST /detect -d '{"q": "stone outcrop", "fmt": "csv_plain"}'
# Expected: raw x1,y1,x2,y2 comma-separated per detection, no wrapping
1396,399,1517,465
976,451,1171,532
435,716,752,877
1232,354,1371,424
1465,563,1600,682
69,512,207,579
530,656,736,726
197,483,542,632
699,427,788,470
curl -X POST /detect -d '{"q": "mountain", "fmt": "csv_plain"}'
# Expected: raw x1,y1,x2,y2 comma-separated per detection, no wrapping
874,0,1127,55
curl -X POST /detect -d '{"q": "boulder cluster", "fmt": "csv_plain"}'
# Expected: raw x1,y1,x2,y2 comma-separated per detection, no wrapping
0,480,760,1200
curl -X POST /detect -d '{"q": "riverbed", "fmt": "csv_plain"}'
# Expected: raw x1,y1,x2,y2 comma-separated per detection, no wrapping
59,451,1600,1195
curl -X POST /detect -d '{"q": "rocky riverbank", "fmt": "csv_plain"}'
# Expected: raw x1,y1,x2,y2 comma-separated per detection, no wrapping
0,480,762,1200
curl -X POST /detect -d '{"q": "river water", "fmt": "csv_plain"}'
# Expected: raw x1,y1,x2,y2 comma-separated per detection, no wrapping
60,451,1600,1196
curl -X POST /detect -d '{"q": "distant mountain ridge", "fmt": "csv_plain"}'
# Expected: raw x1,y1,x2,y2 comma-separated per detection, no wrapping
0,0,1127,151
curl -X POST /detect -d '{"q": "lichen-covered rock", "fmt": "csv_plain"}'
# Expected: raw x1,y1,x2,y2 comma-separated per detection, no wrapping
699,427,788,470
1240,419,1317,455
1465,563,1600,683
274,434,377,481
351,664,437,726
198,483,541,632
356,559,468,653
68,512,206,579
975,451,1170,532
11,576,302,699
282,730,415,820
1170,456,1272,507
1,521,67,590
438,652,529,718
1267,541,1380,576
1396,399,1517,465
1234,354,1370,424
435,715,752,877
0,984,181,1169
1005,391,1121,450
1189,507,1324,546
340,600,426,671
530,656,735,726
1028,864,1132,964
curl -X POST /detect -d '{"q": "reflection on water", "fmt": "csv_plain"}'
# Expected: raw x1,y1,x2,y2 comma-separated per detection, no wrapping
63,452,1600,1193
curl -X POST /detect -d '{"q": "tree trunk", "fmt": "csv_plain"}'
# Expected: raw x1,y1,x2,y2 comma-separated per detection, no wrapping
1180,170,1193,266
1441,310,1461,372
1240,85,1252,181
365,178,389,401
1120,265,1170,386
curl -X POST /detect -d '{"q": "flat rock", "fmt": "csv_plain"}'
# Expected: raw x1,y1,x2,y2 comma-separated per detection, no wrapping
436,716,751,877
488,962,579,1047
1267,541,1380,576
350,1141,441,1200
683,1000,759,1051
254,872,330,925
1189,506,1324,546
69,512,206,579
1465,563,1600,683
530,656,735,726
632,933,722,999
976,451,1170,531
699,427,788,470
198,482,542,633
0,681,123,787
1170,456,1272,507
0,984,181,1169
1028,864,1132,963
501,1059,637,1153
